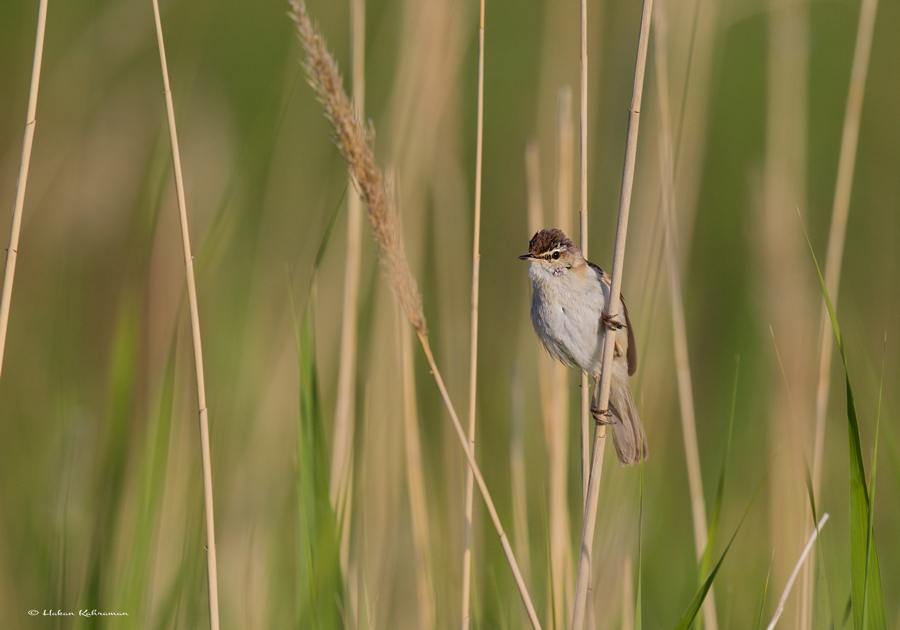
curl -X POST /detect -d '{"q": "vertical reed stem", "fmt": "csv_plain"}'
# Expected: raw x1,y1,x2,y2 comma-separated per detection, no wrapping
571,0,653,627
151,2,220,628
0,0,49,382
399,308,436,630
330,0,367,509
461,2,486,627
551,87,575,630
653,10,717,630
579,0,591,513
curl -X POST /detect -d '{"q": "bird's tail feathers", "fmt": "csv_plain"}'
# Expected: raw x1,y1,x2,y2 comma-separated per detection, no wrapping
609,383,648,466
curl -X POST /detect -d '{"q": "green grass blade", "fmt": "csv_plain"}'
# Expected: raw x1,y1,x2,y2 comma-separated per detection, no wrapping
636,459,644,630
122,334,178,622
861,339,885,630
287,195,347,629
700,357,739,581
673,470,767,630
799,213,887,630
755,550,775,630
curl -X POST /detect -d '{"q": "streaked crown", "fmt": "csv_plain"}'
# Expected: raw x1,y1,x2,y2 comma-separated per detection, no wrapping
527,229,574,258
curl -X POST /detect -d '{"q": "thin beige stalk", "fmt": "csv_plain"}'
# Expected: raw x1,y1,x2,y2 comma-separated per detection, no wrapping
766,514,829,630
338,445,356,618
289,4,541,626
810,0,879,509
330,0,367,509
578,5,594,625
804,0,878,624
151,2,219,628
461,2,486,627
398,306,436,630
579,0,591,513
653,11,717,630
571,0,653,627
551,86,575,630
526,142,543,235
418,331,542,630
510,365,531,590
621,557,634,630
0,0,49,382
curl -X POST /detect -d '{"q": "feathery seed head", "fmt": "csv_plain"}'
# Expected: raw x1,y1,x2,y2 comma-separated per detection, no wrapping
289,0,426,335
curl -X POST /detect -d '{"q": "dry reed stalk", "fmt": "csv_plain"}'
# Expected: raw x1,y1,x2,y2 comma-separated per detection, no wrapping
0,0,49,382
571,0,653,627
762,0,812,621
578,6,594,627
529,136,560,630
338,445,356,623
550,86,575,630
621,557,634,630
397,305,436,630
766,514,829,630
526,143,544,236
579,0,591,513
652,10,717,630
510,364,532,590
289,4,541,626
804,0,879,624
460,2,486,627
150,1,219,628
810,0,878,494
330,0,367,511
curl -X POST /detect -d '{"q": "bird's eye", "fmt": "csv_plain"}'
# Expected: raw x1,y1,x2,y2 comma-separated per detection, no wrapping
552,251,561,260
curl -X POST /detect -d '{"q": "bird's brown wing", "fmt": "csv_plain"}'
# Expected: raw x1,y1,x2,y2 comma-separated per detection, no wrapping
587,260,638,376
622,298,637,376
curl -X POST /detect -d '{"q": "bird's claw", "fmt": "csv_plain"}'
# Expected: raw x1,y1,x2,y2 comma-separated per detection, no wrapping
602,312,625,331
591,407,613,425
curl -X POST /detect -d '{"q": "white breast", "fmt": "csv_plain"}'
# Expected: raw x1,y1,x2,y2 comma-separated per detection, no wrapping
529,263,610,375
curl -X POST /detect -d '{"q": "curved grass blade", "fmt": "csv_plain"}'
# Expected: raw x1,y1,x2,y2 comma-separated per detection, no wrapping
287,188,348,629
799,211,886,630
673,470,767,630
700,357,739,581
755,550,776,630
861,339,885,630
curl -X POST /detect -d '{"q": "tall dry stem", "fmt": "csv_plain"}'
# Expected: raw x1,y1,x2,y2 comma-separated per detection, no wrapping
510,364,531,591
461,1,486,627
548,86,576,630
579,0,591,514
0,0,49,382
398,305,436,630
330,0,367,511
804,0,879,625
571,0,653,627
653,9,717,630
151,1,220,628
289,3,541,626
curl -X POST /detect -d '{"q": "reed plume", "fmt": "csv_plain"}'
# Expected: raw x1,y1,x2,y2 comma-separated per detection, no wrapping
290,0,425,337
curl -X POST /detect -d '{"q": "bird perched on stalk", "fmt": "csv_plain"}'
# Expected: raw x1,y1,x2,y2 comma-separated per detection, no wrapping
520,228,647,465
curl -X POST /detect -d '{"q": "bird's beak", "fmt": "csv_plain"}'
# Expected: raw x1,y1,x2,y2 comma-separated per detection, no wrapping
519,253,536,261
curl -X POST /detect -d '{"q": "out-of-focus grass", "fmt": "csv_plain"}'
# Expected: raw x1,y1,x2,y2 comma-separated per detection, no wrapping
0,0,899,628
803,222,887,630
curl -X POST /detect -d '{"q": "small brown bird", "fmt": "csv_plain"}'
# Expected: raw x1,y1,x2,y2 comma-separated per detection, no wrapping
520,228,647,465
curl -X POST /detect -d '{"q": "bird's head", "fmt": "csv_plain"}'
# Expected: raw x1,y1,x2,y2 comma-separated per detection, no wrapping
519,229,582,279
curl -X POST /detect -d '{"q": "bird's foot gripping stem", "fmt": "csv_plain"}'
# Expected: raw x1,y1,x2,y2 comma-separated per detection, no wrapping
602,312,625,331
591,407,614,425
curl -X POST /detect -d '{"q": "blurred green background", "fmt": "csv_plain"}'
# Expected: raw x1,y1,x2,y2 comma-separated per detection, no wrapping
0,0,898,627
